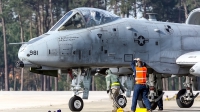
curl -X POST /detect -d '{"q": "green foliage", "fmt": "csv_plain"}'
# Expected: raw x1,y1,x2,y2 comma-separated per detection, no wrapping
148,0,179,22
94,75,106,91
57,75,71,91
6,22,21,63
186,0,200,11
0,28,4,67
70,0,105,9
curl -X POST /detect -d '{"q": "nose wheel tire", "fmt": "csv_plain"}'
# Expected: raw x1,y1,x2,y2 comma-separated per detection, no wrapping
137,94,158,110
69,96,84,111
116,95,127,108
176,89,194,108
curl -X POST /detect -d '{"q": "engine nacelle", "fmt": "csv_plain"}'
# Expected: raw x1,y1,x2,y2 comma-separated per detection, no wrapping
190,62,200,76
186,8,200,25
176,51,200,65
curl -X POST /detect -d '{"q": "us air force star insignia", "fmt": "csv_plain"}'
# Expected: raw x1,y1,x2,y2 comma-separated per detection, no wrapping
134,36,149,46
165,25,173,34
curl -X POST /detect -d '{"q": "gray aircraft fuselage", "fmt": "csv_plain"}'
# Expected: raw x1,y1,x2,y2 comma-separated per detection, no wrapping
18,17,200,75
17,8,200,111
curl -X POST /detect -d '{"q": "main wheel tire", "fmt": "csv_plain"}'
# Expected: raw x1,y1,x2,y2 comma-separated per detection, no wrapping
137,94,158,110
68,96,84,111
116,95,127,108
176,89,194,108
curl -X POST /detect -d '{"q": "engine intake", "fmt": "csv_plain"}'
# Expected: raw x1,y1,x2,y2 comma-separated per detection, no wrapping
186,8,200,25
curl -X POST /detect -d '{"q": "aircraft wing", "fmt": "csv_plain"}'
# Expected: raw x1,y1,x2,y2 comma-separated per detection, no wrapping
176,51,200,76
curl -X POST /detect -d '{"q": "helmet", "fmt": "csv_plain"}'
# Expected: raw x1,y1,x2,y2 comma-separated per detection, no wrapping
105,69,112,74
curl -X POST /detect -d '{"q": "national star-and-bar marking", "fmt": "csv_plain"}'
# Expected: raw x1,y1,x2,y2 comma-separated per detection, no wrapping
134,36,149,46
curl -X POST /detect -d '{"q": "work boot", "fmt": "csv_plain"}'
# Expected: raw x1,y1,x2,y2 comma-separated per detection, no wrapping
112,110,116,112
158,107,163,111
147,109,152,112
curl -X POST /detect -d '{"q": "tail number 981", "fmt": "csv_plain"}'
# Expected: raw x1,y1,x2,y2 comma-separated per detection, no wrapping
30,50,38,55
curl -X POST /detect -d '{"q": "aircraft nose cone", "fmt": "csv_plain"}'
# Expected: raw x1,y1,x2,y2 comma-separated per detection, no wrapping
18,49,26,61
18,44,28,61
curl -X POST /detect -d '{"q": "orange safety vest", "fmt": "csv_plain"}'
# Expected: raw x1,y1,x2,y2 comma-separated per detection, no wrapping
135,67,147,84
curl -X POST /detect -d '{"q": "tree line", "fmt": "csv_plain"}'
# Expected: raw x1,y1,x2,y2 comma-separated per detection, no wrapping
0,0,200,91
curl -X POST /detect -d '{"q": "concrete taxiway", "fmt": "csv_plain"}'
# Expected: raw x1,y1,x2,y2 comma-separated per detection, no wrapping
0,91,200,112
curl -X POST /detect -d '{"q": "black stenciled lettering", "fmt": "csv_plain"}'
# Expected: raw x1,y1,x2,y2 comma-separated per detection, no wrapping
29,50,39,55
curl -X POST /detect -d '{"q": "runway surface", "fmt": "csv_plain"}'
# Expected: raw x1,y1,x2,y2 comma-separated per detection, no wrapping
0,91,200,112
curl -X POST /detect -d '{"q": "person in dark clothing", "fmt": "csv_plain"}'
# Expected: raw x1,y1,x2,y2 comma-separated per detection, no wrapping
157,90,163,111
156,74,163,111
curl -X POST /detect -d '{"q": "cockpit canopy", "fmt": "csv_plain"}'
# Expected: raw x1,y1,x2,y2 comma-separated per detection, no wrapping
50,7,120,31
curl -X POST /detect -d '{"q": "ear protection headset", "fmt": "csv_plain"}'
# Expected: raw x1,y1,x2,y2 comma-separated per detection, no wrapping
105,70,109,74
136,61,143,67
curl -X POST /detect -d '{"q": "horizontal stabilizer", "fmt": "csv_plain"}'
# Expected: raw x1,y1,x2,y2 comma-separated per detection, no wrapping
9,42,27,45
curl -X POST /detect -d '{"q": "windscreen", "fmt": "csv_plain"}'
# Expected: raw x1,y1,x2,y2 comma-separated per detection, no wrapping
49,8,120,31
58,13,85,31
50,11,73,31
77,8,120,27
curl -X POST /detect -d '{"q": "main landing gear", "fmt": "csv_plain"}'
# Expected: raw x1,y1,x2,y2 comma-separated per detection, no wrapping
176,76,199,108
68,68,92,111
137,72,164,110
136,70,199,109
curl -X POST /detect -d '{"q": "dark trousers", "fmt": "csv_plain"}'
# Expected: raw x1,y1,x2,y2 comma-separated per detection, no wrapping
131,84,151,111
157,90,163,108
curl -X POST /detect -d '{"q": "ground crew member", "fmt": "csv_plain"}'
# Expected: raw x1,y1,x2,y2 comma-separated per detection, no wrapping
157,90,163,111
105,69,125,112
130,58,152,112
156,74,163,111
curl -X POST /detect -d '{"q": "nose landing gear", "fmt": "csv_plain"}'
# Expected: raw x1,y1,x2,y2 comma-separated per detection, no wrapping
69,96,84,111
68,68,92,112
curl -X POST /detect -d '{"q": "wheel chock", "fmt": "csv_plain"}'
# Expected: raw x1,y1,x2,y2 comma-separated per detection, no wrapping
135,108,147,112
165,95,169,101
117,108,124,112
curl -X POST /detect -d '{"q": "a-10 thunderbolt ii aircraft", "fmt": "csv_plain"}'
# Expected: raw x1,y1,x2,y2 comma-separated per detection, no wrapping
16,7,200,111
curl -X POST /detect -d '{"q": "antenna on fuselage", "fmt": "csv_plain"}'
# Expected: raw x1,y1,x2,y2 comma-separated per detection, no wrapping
146,13,157,21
